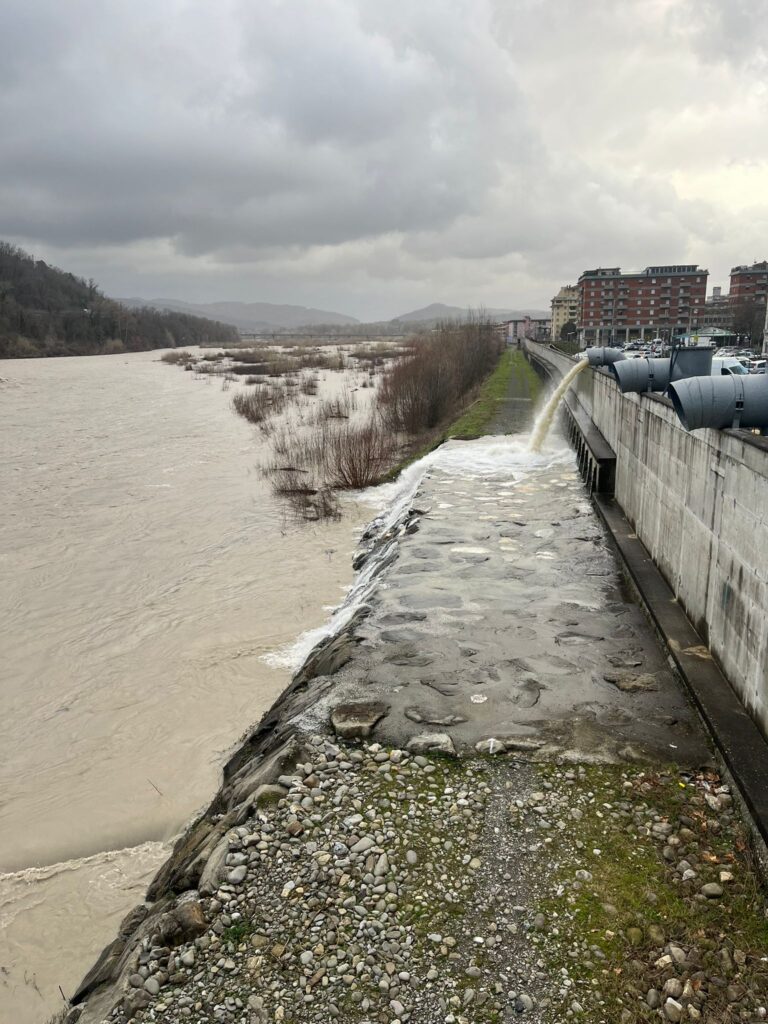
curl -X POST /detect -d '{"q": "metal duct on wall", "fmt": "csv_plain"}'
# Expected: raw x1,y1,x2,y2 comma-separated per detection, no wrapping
610,347,714,394
668,374,768,431
585,347,626,367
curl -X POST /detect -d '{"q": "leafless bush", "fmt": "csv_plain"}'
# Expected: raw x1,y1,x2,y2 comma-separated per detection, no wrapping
161,349,194,364
315,392,357,421
300,373,319,395
231,384,286,424
295,348,346,371
266,416,393,493
378,317,502,433
350,343,402,367
230,363,270,375
323,420,395,489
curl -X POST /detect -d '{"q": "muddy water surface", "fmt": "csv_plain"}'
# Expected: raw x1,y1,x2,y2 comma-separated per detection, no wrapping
0,350,368,1023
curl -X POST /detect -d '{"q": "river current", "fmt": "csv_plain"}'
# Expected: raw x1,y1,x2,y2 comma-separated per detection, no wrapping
0,350,368,1023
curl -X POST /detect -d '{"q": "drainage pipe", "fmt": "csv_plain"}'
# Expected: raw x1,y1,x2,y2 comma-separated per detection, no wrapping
585,347,625,367
668,374,768,431
610,347,713,394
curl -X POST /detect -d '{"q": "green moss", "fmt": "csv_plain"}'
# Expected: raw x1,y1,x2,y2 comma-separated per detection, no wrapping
222,919,256,946
536,764,768,1021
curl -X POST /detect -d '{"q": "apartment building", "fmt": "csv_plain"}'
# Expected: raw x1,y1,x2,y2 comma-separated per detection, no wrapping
550,285,579,342
729,261,768,305
577,265,708,346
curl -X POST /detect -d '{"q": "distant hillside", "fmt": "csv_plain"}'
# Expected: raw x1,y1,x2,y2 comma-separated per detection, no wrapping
120,297,360,331
0,243,239,358
393,303,549,324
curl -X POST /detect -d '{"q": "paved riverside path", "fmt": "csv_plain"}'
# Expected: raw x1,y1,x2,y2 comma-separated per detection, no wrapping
300,432,708,767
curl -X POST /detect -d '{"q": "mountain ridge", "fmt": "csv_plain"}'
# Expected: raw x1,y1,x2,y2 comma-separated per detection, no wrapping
119,297,360,330
392,302,549,322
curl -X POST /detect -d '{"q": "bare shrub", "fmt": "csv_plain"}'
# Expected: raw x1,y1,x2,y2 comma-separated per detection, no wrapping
350,343,402,367
267,417,393,492
300,373,319,396
315,392,356,421
161,349,193,364
378,317,502,433
323,420,395,489
231,384,286,424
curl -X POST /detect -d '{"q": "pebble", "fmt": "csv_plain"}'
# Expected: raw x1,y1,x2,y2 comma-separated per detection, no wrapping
701,882,724,898
99,738,763,1024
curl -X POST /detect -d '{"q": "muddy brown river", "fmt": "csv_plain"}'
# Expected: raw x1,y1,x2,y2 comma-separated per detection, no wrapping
0,350,368,1023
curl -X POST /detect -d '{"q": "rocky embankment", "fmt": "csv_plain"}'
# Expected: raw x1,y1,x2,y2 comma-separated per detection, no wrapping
60,437,768,1024
61,735,768,1024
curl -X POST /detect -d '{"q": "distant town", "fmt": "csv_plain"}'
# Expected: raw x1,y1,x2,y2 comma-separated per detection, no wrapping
502,260,768,354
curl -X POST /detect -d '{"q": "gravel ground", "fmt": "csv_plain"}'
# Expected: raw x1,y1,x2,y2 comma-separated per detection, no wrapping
84,736,768,1024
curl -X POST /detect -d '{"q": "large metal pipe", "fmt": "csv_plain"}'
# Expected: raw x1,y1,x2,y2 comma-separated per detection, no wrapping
668,374,768,431
610,347,713,394
585,347,625,367
611,357,671,393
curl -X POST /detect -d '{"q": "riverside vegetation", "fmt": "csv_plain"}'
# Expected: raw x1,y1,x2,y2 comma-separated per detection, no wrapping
161,320,515,520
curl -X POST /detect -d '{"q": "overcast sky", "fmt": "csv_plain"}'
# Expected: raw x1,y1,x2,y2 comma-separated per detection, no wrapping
1,0,767,320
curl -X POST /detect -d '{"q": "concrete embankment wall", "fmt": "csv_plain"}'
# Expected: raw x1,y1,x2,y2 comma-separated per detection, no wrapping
525,341,768,740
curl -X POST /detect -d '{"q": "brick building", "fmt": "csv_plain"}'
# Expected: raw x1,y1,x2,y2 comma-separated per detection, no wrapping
729,261,768,342
729,261,768,304
577,265,708,346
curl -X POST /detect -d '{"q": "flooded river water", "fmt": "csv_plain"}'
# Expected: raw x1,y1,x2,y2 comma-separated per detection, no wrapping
0,350,368,1023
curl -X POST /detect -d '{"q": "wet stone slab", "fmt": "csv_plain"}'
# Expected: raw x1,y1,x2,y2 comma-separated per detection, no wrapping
304,443,709,767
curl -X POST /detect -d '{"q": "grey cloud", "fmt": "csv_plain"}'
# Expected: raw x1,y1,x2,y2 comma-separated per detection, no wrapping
0,0,765,315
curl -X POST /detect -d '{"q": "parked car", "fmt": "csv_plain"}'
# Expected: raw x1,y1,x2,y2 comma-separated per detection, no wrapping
712,357,750,375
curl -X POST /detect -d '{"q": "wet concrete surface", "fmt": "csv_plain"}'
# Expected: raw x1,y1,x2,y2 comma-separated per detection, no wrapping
299,434,710,767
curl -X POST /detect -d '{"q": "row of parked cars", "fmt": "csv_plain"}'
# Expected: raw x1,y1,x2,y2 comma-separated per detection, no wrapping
611,341,765,375
715,348,767,374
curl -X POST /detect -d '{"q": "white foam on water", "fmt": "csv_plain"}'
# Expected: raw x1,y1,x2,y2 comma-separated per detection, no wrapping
262,434,573,672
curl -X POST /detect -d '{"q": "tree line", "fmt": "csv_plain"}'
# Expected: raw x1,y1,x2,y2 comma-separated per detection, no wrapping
0,242,238,358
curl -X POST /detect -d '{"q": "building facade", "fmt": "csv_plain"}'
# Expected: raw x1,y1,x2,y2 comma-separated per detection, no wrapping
729,261,768,304
502,317,551,343
699,285,734,331
550,285,579,342
577,265,708,346
729,261,768,343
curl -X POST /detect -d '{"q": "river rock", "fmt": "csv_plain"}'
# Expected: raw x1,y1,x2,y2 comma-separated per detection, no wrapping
330,701,389,739
172,898,207,941
602,670,658,693
406,732,456,756
475,738,507,755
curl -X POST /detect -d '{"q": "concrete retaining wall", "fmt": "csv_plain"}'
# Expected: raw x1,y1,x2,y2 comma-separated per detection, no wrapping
526,342,768,739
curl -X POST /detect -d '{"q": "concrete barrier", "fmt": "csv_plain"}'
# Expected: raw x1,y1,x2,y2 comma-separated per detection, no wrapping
525,341,768,740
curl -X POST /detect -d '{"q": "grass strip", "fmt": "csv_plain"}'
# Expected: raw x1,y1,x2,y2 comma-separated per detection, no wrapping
381,348,539,482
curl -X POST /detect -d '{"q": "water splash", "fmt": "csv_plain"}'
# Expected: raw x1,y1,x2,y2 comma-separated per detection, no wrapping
529,357,588,452
263,435,573,671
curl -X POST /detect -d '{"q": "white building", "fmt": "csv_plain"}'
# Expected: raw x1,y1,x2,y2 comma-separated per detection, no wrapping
550,286,579,343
